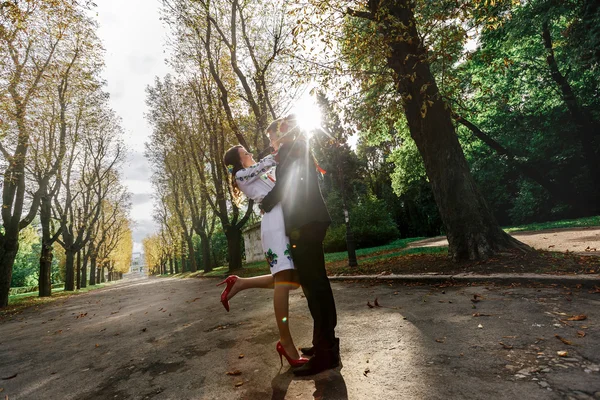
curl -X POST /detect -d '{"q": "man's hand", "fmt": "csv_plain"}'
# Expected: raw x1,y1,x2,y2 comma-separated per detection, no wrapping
260,197,275,213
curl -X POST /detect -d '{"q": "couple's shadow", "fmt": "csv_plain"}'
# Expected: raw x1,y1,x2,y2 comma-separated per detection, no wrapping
271,365,348,400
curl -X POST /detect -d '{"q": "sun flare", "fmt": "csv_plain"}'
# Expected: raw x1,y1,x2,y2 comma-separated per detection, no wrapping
291,91,322,137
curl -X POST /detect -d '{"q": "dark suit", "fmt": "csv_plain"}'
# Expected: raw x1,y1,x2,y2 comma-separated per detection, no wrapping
261,139,338,352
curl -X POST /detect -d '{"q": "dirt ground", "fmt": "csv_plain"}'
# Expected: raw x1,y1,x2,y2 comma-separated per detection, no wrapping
406,226,600,255
326,227,600,277
1,277,599,399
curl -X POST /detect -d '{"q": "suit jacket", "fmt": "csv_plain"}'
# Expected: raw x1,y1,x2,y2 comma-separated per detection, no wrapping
261,138,331,238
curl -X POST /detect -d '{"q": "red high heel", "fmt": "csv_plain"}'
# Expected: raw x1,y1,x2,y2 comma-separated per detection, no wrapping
216,275,239,312
276,341,309,367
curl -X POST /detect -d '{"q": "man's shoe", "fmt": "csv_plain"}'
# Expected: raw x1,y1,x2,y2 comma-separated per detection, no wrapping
299,346,316,356
299,338,339,357
292,351,340,376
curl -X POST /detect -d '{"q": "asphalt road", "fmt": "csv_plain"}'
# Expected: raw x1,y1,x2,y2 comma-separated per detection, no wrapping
1,277,599,400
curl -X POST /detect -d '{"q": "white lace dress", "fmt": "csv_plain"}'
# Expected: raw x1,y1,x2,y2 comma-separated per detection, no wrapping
235,155,294,274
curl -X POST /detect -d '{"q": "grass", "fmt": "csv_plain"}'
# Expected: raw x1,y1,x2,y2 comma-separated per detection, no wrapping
504,215,600,233
2,283,114,319
323,237,426,263
157,215,600,280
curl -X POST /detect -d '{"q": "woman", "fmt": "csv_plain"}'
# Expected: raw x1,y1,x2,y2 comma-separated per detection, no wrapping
221,130,306,367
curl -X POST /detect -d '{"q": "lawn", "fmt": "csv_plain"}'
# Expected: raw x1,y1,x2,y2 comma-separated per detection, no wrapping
188,215,599,279
1,283,114,320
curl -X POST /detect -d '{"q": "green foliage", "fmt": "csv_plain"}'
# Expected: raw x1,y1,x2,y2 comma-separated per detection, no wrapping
348,197,400,248
11,225,41,287
323,225,347,253
453,0,600,222
324,197,400,252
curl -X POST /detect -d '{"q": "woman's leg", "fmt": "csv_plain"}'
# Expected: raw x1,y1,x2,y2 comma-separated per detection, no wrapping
273,269,301,359
226,274,274,301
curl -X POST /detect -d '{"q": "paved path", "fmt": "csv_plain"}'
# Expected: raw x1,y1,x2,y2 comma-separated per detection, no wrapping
406,226,600,256
1,277,599,399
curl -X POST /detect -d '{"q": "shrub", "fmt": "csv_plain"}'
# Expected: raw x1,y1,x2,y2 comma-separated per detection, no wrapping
324,197,400,253
351,197,400,248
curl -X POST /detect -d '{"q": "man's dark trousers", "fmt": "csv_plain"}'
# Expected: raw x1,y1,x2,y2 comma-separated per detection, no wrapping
289,222,337,352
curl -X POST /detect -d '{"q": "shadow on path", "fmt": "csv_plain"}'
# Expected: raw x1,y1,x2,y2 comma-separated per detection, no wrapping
271,365,348,400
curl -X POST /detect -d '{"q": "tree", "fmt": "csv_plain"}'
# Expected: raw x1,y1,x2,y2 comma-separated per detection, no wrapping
54,102,125,291
291,1,532,261
0,0,88,306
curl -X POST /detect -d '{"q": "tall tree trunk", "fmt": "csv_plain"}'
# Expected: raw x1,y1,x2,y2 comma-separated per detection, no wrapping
89,254,97,286
174,253,180,274
0,238,19,307
81,246,88,288
225,227,243,272
39,195,54,297
76,249,81,290
180,238,186,273
65,249,75,291
199,232,212,273
169,255,174,275
100,261,106,283
355,1,530,261
186,236,197,273
39,244,53,297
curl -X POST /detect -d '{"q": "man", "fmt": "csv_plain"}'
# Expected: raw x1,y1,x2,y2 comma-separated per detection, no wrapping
261,115,340,376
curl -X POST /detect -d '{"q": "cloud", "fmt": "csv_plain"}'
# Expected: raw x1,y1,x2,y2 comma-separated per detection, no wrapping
131,218,159,244
95,0,171,252
122,150,152,183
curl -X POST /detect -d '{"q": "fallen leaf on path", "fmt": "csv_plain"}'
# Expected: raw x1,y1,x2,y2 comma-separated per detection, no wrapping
499,342,513,349
2,374,17,380
577,331,586,338
367,301,374,309
110,311,119,315
557,351,568,357
235,381,244,387
435,338,445,343
187,298,201,303
141,328,147,332
238,354,244,359
363,368,370,377
472,313,492,317
567,314,587,321
502,336,517,339
555,335,572,345
0,387,3,392
374,298,381,307
226,370,242,376
477,324,483,329
95,344,100,348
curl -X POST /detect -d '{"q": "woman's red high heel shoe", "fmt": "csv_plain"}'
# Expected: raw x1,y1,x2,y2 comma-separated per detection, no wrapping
276,341,309,367
216,275,238,312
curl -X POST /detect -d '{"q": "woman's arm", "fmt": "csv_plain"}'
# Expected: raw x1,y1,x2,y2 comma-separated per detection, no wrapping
234,154,277,184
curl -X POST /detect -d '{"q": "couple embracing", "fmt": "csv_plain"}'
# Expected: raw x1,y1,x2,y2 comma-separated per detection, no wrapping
220,115,340,376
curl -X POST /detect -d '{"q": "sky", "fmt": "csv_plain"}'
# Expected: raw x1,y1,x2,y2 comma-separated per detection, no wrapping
94,0,170,254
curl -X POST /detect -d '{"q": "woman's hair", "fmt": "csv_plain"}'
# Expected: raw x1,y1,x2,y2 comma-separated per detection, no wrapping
223,145,244,203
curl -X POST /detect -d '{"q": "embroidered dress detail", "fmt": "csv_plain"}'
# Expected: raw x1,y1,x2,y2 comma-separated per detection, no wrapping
235,154,294,275
236,165,272,182
284,244,292,261
265,249,278,268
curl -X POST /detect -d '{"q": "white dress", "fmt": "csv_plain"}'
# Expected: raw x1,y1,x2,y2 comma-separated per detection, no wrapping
235,155,294,274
